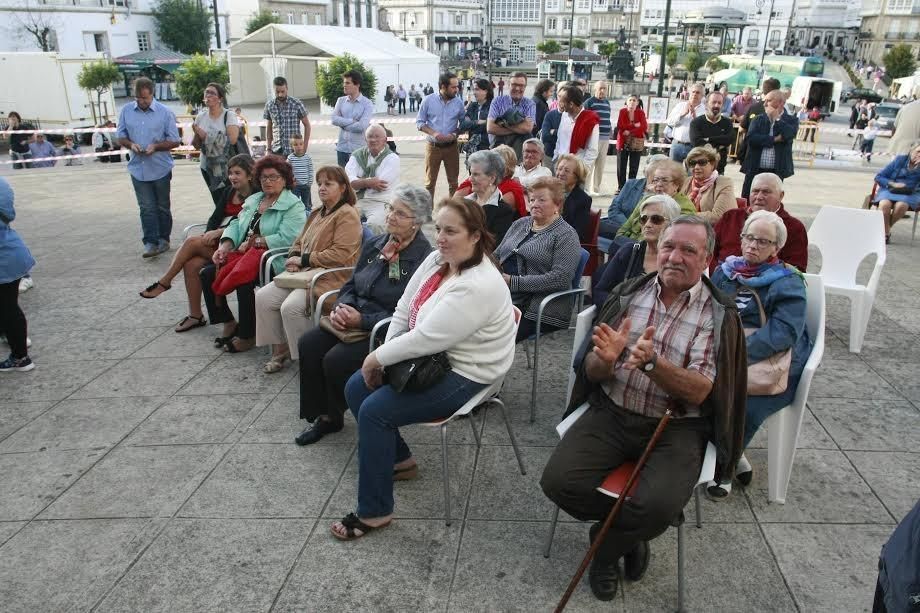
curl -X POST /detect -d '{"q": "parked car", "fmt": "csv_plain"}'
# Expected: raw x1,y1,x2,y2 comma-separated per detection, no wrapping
843,87,884,104
874,102,903,131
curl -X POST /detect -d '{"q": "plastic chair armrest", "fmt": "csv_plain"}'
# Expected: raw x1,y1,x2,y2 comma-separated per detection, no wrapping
308,267,355,311
369,316,394,353
260,249,290,287
536,288,587,328
183,223,208,240
314,289,340,325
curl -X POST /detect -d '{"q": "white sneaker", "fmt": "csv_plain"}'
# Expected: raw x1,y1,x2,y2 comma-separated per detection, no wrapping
0,336,31,348
18,276,34,293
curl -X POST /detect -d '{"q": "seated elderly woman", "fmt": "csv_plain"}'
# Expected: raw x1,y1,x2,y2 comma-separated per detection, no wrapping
139,154,257,332
464,149,518,243
599,154,670,241
873,141,920,243
592,194,682,307
255,165,363,373
201,155,307,353
707,209,812,498
513,138,553,190
680,145,736,225
495,177,581,342
457,144,527,217
615,159,696,243
294,184,433,445
554,153,593,242
332,197,517,540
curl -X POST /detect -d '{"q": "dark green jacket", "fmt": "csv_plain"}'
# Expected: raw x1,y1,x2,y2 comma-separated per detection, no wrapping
565,272,748,477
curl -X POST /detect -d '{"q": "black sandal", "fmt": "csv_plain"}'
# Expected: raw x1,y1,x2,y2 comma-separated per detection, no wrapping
331,513,391,541
140,281,171,299
174,315,206,333
214,325,239,348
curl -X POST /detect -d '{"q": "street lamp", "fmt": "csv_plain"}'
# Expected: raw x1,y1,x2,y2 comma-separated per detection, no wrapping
755,0,777,71
653,0,672,140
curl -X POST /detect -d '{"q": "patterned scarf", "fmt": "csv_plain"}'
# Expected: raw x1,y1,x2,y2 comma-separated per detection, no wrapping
408,270,444,329
720,255,797,288
688,170,718,211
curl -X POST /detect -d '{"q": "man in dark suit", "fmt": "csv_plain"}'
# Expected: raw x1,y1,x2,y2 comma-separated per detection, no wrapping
737,78,781,167
741,90,799,199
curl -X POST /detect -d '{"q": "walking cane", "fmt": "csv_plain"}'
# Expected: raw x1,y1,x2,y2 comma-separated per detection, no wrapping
554,408,674,613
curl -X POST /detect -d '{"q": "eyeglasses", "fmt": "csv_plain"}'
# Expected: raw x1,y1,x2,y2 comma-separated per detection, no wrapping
384,203,416,220
640,214,667,225
740,234,776,248
687,159,710,167
260,174,283,183
204,90,219,97
650,177,672,185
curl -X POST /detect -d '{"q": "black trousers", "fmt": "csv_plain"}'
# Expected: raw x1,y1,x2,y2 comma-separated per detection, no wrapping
199,263,257,339
398,99,406,114
617,150,642,190
297,326,370,421
540,399,708,562
0,279,28,358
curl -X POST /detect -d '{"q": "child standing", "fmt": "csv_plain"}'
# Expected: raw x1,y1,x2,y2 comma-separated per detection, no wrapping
861,119,879,164
287,136,314,212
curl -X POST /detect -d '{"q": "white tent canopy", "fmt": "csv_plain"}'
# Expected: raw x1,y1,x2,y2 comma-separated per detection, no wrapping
228,25,440,113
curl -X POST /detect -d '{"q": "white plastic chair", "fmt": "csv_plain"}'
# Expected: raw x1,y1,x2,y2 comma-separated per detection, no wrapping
370,309,526,526
763,273,826,504
807,205,885,353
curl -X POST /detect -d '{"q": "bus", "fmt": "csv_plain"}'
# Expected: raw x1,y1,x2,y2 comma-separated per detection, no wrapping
708,54,825,92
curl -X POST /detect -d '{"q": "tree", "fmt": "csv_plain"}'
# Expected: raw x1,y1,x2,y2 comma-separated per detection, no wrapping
174,54,230,109
883,44,917,80
77,61,121,122
536,40,561,55
571,39,587,50
9,0,62,51
685,51,705,81
315,53,378,108
597,42,618,58
706,56,728,73
152,0,211,56
246,10,281,35
666,47,679,71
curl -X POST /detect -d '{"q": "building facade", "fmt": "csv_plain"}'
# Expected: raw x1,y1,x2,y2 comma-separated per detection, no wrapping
490,0,542,63
377,0,483,58
257,0,379,30
786,0,860,57
857,0,920,65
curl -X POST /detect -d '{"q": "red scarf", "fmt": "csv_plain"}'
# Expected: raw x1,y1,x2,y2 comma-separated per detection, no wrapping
569,109,600,154
408,270,444,329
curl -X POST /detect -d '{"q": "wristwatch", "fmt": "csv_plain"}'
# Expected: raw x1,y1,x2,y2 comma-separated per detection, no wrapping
642,352,658,373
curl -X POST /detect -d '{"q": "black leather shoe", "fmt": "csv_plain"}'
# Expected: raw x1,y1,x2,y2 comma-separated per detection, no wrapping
295,419,343,446
623,540,650,581
588,522,619,601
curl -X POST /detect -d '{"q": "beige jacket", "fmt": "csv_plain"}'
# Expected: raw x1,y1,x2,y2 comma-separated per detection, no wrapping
681,175,737,225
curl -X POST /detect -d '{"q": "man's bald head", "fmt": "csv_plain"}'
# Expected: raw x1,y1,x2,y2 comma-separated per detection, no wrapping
365,124,388,154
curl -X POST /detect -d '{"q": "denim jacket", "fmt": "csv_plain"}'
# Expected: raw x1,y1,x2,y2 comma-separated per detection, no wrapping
0,178,35,284
336,232,432,330
710,268,812,378
605,178,647,227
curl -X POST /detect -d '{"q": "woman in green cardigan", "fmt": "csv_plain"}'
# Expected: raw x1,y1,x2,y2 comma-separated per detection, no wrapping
615,159,696,241
201,155,307,353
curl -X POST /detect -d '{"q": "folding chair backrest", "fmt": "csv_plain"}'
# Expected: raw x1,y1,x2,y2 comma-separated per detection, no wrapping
564,304,596,411
582,211,602,277
807,206,886,288
573,248,590,289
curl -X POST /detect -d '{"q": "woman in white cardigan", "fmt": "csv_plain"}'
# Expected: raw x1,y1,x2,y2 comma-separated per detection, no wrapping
331,197,517,541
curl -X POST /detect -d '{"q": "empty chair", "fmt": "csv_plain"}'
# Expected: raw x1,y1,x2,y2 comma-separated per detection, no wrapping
807,205,885,353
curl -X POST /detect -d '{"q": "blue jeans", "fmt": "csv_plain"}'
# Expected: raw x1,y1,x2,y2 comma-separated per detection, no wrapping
344,368,487,517
291,184,312,213
336,150,351,168
669,142,692,163
131,172,173,247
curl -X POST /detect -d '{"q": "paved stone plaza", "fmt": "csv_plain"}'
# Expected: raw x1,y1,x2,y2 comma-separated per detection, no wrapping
1,122,919,612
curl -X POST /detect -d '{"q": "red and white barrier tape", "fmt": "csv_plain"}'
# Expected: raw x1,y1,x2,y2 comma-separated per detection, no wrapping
0,117,421,135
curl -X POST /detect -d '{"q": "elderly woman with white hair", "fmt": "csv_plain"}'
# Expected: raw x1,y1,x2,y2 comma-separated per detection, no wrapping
592,194,682,307
465,148,518,243
513,138,552,190
294,184,434,445
707,209,812,499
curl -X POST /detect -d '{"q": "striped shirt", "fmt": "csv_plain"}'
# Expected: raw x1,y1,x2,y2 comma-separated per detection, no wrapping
287,152,315,186
602,277,716,418
584,97,612,139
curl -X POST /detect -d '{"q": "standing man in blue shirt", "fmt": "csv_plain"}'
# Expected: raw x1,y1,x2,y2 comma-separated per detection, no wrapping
116,77,181,258
331,70,375,168
416,72,465,199
486,71,536,159
263,76,311,157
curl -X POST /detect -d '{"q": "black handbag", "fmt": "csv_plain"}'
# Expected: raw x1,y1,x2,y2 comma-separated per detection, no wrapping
385,352,451,393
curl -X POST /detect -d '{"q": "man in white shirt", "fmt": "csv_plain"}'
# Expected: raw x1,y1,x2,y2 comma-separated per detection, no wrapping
554,83,600,167
513,138,552,190
345,124,400,233
665,82,706,162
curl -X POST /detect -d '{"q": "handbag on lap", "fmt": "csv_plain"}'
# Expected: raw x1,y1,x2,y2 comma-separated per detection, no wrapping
742,290,792,396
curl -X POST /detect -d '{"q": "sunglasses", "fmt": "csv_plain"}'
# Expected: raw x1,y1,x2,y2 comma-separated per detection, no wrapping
640,214,667,225
687,159,710,167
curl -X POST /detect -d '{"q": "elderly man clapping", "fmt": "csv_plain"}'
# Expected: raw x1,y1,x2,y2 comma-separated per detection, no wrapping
345,124,401,233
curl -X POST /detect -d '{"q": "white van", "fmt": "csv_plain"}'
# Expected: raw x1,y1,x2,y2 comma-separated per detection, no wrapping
790,76,842,118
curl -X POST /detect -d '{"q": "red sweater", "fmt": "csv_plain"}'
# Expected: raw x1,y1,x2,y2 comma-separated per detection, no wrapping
711,205,808,273
615,107,648,151
570,109,600,154
457,177,528,217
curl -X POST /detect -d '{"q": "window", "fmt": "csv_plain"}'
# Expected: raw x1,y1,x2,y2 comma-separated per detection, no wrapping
302,13,309,25
490,0,540,23
287,12,294,24
563,17,572,30
546,0,560,9
577,16,588,33
510,38,520,62
271,10,280,18
455,13,464,25
769,29,780,47
748,29,760,47
314,14,322,25
437,12,444,26
471,13,479,27
137,31,150,52
84,32,108,52
416,37,425,48
523,43,536,62
547,17,557,30
577,0,589,9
